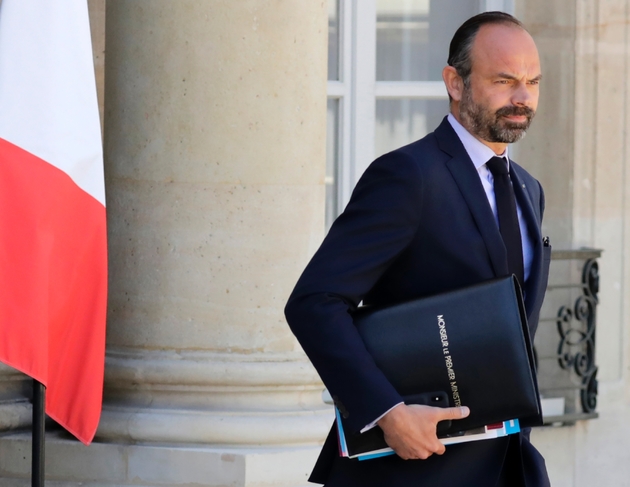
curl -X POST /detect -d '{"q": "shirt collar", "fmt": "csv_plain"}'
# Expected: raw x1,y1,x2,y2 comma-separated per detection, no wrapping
447,113,509,171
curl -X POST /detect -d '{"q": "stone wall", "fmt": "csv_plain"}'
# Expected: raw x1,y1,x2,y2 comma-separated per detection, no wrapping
517,1,630,485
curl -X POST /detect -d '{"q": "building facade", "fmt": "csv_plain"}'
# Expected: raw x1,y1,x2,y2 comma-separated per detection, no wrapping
0,1,629,486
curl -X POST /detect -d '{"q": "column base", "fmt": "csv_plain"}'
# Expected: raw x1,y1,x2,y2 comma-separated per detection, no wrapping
0,431,324,487
99,349,333,445
98,404,333,445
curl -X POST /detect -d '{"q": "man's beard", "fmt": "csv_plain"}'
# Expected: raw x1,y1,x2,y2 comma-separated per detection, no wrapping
459,86,535,144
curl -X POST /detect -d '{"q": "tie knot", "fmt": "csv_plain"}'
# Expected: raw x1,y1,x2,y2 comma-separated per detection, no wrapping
486,156,509,176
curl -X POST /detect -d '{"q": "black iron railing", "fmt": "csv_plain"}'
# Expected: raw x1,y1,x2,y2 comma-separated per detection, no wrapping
534,248,601,425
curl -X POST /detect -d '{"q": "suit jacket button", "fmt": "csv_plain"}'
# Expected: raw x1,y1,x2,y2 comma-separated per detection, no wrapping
342,411,349,419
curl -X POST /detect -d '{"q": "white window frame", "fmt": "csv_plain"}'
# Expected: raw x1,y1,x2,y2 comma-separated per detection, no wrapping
327,0,515,214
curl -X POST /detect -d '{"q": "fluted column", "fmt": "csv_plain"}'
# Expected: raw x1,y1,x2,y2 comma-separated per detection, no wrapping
99,0,331,452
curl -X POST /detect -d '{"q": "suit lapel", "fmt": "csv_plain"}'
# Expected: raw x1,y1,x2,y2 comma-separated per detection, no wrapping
510,166,544,317
435,118,509,278
445,155,509,277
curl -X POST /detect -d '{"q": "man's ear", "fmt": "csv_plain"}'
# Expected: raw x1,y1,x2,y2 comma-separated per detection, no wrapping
442,66,464,102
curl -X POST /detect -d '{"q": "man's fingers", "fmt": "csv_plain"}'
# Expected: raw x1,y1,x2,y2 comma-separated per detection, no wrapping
433,440,446,455
436,405,470,420
415,439,445,459
381,404,469,461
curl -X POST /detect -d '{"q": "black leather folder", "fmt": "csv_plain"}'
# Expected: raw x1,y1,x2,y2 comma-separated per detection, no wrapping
352,275,542,436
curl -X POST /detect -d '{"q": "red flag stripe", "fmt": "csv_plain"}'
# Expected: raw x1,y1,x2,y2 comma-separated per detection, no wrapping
0,137,107,443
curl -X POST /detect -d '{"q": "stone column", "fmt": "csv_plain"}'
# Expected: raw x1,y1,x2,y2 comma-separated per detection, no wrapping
515,2,630,487
514,0,577,249
98,0,331,484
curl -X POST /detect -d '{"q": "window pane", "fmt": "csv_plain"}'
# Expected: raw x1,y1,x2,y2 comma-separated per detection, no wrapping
376,0,478,81
328,0,340,81
375,98,449,157
326,99,339,228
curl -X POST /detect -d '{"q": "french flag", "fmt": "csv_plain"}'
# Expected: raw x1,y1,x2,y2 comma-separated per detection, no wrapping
0,0,107,444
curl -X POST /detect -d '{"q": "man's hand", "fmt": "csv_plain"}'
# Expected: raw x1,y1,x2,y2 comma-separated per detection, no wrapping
377,403,470,460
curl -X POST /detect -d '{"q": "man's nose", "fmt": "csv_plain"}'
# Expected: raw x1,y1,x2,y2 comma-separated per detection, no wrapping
512,82,536,107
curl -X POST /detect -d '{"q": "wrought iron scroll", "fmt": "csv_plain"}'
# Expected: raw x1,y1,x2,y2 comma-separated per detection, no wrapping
555,259,599,414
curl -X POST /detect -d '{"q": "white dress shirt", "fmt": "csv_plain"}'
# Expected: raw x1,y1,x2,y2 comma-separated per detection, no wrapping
361,113,534,432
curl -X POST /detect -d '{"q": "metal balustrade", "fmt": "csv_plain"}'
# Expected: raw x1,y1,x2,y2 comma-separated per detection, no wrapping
534,249,601,426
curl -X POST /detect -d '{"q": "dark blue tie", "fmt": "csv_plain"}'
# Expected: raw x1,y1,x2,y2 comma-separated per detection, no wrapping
486,156,524,286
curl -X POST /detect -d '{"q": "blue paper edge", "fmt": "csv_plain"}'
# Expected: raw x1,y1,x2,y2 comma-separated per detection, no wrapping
357,450,396,461
504,418,520,435
335,407,349,455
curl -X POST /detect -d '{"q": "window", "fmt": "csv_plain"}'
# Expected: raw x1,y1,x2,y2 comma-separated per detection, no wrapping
326,0,515,228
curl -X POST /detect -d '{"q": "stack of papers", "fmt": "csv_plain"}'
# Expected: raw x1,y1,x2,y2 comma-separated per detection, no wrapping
336,407,521,461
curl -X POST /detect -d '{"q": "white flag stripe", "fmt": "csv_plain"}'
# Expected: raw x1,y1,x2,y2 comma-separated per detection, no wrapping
0,0,105,205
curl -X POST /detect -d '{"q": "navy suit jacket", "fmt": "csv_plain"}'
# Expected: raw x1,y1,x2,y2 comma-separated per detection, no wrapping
285,117,552,487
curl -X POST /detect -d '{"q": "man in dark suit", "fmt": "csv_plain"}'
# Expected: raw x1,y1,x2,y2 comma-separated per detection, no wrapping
285,12,551,487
